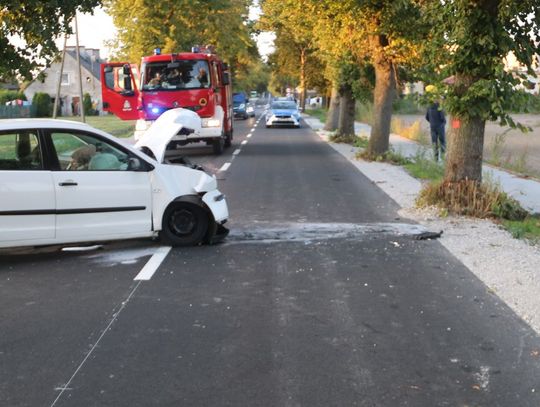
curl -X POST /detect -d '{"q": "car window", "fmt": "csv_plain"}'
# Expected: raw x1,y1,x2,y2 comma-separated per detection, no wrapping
271,102,297,110
0,131,42,170
50,131,130,171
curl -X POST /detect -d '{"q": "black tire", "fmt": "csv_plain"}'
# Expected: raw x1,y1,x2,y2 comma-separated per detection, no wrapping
160,203,209,246
212,136,224,155
224,128,232,148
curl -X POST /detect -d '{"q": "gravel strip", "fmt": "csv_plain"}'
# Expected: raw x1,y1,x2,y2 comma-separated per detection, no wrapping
318,130,540,334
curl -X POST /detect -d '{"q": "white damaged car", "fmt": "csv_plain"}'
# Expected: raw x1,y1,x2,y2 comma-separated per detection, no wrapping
0,108,228,249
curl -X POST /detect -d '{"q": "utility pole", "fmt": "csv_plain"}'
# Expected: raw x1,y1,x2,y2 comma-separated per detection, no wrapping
74,14,85,122
53,34,67,119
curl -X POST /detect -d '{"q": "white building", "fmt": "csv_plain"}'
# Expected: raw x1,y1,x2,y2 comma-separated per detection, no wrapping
24,46,105,116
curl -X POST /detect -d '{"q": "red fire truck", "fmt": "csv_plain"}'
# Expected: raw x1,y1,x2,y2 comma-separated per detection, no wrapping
100,46,233,155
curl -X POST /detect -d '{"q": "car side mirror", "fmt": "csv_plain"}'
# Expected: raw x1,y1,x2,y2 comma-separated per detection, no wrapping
222,72,230,86
128,157,143,171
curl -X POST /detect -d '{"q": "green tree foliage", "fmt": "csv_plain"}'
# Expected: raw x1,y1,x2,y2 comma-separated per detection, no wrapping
233,60,270,94
310,0,426,156
32,92,52,117
0,0,101,81
0,90,26,105
422,0,540,183
83,92,95,116
259,0,323,108
105,0,258,81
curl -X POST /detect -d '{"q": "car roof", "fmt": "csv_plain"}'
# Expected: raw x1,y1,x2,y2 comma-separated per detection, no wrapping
0,118,97,133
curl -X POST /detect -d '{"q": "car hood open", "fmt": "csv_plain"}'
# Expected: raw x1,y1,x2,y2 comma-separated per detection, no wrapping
134,108,202,163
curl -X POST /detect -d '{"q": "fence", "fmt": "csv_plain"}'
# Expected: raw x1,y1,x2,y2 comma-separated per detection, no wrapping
0,105,35,119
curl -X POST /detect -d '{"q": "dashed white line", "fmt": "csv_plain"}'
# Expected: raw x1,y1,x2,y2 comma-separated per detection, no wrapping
247,134,252,138
233,149,241,155
219,162,231,172
241,140,248,145
134,246,172,281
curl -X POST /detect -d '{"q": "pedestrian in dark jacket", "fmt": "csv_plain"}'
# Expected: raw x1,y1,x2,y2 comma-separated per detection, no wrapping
425,101,446,161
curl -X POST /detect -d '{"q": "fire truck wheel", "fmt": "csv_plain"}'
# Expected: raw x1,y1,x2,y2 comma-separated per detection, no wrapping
212,136,225,155
224,130,232,148
160,203,209,246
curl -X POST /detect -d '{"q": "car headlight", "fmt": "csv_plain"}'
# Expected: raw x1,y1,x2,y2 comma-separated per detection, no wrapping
202,118,221,127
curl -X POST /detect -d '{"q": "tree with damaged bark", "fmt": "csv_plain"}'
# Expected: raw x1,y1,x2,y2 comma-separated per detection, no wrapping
423,0,540,185
0,0,101,81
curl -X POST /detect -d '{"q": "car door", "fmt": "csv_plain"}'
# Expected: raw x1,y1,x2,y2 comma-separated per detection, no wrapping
46,129,153,241
0,129,55,246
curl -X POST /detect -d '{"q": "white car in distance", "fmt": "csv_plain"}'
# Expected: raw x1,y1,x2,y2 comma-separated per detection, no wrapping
0,108,228,249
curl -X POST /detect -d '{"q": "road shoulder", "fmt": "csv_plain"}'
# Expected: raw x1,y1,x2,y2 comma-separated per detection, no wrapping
307,120,540,335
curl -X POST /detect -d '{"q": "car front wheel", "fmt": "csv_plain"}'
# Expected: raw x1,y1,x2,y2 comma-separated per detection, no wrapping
160,203,209,246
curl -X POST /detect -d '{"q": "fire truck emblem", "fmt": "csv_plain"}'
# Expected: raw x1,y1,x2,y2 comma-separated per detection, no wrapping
199,98,208,106
122,100,132,111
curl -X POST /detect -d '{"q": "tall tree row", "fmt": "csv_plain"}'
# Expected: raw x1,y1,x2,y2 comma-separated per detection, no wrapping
262,0,540,191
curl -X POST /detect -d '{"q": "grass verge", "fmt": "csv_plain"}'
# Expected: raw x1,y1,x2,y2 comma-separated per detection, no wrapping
403,151,445,181
417,179,529,221
502,215,540,242
306,108,327,123
329,133,369,148
65,115,136,138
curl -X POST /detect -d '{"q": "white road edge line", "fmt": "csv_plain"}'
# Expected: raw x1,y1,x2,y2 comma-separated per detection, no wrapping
50,281,143,407
134,246,172,281
219,162,231,172
233,149,241,155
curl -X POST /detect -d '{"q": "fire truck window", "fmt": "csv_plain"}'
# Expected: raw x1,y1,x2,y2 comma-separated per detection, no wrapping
105,67,131,93
142,60,211,91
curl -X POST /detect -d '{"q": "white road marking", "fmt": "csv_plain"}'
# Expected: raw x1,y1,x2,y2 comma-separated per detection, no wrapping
241,140,248,145
233,149,241,155
219,162,231,172
50,281,142,406
134,246,172,281
247,134,252,138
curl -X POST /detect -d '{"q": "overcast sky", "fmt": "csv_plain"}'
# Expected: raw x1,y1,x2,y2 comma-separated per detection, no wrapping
64,5,274,61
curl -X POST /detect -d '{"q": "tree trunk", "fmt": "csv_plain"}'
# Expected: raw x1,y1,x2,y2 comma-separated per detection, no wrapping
367,35,396,157
336,83,355,137
444,116,486,182
299,48,307,112
324,85,340,131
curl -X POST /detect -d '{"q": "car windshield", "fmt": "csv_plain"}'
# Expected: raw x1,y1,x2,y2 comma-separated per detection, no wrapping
271,101,297,110
142,60,210,91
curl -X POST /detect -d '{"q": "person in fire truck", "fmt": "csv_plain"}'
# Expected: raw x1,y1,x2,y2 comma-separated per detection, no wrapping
147,71,162,88
197,68,209,88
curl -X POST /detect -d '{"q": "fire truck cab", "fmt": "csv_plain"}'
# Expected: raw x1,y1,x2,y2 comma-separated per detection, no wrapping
101,46,233,155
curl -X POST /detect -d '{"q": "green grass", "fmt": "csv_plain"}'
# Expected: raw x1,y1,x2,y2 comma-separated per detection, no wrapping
64,115,136,138
403,151,445,181
502,215,540,242
306,108,327,123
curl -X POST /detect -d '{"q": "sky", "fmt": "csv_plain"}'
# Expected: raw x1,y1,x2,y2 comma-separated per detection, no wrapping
64,5,274,61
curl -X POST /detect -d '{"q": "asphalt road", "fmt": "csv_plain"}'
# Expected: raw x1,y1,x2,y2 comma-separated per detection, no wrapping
1,109,540,406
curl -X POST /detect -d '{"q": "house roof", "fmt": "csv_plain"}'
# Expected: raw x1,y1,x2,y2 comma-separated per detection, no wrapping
65,48,104,80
